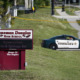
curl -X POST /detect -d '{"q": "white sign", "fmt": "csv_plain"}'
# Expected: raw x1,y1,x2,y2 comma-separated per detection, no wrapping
13,9,17,17
56,40,79,48
0,30,32,39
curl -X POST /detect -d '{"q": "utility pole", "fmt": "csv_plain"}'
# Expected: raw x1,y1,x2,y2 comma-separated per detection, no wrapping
62,0,65,12
51,0,54,15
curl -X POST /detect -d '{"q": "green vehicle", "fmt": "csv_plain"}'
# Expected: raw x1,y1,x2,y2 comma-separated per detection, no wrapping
41,35,80,50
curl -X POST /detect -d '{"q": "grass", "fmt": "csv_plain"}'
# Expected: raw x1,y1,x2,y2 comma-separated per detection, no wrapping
55,6,80,15
77,20,80,25
65,6,80,15
1,7,80,80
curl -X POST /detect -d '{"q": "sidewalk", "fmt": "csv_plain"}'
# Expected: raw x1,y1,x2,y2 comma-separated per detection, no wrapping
54,9,80,19
53,9,80,39
54,15,80,19
75,11,80,16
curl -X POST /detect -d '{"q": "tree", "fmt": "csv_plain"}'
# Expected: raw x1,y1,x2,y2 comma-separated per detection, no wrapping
0,0,12,29
17,0,24,5
34,0,50,9
0,0,4,29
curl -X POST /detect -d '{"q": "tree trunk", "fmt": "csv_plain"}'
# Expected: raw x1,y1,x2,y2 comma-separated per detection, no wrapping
5,6,11,28
32,0,34,8
28,0,32,9
5,16,11,28
0,16,2,29
25,0,28,9
14,0,17,6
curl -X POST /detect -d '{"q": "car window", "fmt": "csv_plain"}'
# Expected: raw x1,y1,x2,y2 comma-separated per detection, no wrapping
65,36,74,40
56,37,65,40
71,36,78,40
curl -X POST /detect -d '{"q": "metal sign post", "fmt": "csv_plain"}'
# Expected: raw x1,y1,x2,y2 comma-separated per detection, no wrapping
51,0,54,15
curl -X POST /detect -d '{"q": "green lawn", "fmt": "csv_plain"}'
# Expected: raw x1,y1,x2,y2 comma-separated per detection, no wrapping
55,6,80,15
65,6,80,15
77,20,80,25
0,7,80,80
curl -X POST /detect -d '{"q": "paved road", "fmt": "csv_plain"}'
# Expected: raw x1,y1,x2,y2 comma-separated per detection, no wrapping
54,9,80,39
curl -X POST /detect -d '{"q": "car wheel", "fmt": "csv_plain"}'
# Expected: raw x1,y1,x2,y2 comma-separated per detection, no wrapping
49,44,57,50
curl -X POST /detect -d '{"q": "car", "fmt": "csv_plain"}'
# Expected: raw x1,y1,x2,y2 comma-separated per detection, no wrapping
41,35,80,50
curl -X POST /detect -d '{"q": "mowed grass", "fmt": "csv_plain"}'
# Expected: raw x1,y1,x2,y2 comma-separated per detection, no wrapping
65,6,80,15
77,20,80,25
0,7,80,80
55,6,80,15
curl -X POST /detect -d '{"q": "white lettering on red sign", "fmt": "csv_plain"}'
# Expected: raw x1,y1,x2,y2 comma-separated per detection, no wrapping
7,51,19,56
0,30,32,39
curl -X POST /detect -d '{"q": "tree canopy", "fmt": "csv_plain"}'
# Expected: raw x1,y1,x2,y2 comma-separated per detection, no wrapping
0,0,12,28
34,0,50,8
